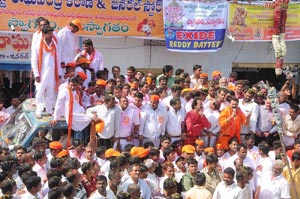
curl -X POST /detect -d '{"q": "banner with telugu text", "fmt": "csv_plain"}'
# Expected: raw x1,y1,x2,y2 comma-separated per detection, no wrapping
228,2,300,41
163,0,228,52
0,0,164,38
0,33,31,64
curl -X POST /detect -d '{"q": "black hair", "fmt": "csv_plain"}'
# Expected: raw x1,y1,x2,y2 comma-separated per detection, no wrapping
162,65,173,75
48,187,63,199
194,173,206,186
82,38,93,47
206,154,218,164
224,167,235,177
24,175,41,191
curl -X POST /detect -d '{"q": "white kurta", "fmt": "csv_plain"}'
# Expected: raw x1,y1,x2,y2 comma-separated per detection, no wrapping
54,87,91,131
139,104,168,147
31,37,62,115
166,106,186,143
57,26,79,63
76,50,104,73
86,104,121,139
115,105,139,150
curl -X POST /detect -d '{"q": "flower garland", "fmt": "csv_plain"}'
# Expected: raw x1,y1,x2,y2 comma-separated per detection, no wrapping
272,0,289,76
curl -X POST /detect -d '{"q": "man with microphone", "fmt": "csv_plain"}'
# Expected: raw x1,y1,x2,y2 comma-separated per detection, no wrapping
217,97,250,149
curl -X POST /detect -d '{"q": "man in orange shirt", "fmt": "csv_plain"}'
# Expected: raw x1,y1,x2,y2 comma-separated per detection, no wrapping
218,97,249,149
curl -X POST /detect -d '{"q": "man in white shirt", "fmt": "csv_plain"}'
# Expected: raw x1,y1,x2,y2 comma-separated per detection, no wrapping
50,78,92,146
139,95,168,147
283,105,300,148
256,159,290,199
239,88,259,144
89,175,115,199
31,25,62,118
213,167,237,199
6,97,20,115
115,97,140,150
166,97,186,144
57,19,82,67
230,171,252,199
32,150,48,185
225,144,255,171
86,94,121,149
21,176,42,199
76,38,104,73
120,164,151,199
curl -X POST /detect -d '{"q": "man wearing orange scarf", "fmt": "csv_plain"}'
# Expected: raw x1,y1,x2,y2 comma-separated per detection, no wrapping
218,97,249,149
50,78,92,146
31,25,62,118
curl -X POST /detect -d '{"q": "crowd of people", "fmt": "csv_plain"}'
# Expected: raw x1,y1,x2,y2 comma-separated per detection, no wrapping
0,16,299,199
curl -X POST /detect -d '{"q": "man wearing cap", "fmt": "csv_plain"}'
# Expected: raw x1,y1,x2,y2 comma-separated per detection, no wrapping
90,79,106,106
46,141,62,169
139,94,168,147
86,94,121,149
76,38,104,73
115,96,140,150
31,24,62,118
194,139,206,171
211,71,222,84
58,19,82,67
75,56,92,89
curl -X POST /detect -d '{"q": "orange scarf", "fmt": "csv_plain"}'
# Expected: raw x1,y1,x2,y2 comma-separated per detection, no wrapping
38,35,59,89
67,86,74,147
83,49,95,62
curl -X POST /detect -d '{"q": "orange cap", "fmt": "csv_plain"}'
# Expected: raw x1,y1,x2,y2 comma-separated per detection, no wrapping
211,70,222,78
57,150,69,158
77,72,87,80
95,119,105,133
216,144,224,150
200,73,208,78
146,77,152,85
204,147,215,153
182,88,192,94
105,148,121,158
130,82,138,89
66,62,76,68
195,139,204,146
130,147,150,158
150,95,160,102
182,145,195,154
96,79,107,87
49,141,63,150
71,19,83,30
77,57,91,65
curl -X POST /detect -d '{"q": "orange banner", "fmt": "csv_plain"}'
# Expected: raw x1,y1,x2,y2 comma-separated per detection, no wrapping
0,0,164,38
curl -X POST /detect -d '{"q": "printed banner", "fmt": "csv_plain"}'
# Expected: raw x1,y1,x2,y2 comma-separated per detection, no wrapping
0,33,31,63
228,2,300,41
0,0,164,38
163,0,228,52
